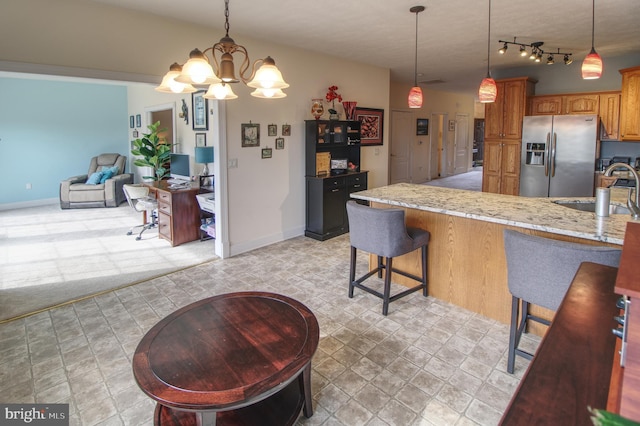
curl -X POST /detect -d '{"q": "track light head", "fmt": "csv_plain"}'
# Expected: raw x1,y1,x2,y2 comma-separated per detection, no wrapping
519,45,527,56
499,42,508,54
546,54,554,65
564,54,573,65
529,48,537,60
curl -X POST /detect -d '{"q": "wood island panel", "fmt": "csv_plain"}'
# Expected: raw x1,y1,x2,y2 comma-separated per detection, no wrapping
370,202,620,328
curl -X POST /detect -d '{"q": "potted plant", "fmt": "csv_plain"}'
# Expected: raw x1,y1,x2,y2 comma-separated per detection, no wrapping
131,121,172,181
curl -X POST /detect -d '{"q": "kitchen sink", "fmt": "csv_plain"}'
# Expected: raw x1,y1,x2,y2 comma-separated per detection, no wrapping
553,200,631,215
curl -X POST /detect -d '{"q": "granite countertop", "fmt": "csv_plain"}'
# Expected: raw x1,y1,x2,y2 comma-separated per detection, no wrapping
350,183,639,245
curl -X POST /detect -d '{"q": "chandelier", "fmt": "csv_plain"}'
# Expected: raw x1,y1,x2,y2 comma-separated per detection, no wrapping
497,38,574,65
155,0,289,99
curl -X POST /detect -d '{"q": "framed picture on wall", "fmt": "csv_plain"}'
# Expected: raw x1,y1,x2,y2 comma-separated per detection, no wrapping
262,147,272,159
195,133,207,147
241,123,260,147
192,90,209,131
275,137,285,150
268,124,277,136
416,118,429,135
282,124,291,136
355,107,384,146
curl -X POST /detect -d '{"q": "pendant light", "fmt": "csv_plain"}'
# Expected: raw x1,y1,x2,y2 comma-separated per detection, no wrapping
408,6,425,109
581,0,603,79
478,0,497,103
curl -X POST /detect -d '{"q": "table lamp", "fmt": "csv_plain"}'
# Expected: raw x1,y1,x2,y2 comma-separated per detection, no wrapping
194,146,214,186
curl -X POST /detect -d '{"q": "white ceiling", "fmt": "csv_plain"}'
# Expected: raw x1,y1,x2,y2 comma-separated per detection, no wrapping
93,0,640,93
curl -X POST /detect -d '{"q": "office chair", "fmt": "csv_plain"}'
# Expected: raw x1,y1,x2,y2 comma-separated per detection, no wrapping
123,184,158,240
503,229,621,373
346,200,430,315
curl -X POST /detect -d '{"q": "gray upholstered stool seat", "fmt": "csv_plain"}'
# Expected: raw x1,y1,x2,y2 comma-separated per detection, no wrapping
503,229,621,374
346,200,430,315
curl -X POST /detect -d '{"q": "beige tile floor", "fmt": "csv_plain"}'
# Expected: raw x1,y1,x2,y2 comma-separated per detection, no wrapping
0,233,540,426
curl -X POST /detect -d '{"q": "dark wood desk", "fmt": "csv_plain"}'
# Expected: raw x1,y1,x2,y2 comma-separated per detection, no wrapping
500,262,620,425
145,181,200,246
133,292,320,426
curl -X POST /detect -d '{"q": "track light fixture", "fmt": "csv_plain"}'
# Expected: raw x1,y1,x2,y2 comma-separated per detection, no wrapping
155,0,289,99
498,37,573,66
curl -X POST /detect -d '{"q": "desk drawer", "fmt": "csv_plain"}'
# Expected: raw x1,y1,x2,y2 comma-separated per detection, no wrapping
157,191,172,205
158,212,171,240
158,201,172,216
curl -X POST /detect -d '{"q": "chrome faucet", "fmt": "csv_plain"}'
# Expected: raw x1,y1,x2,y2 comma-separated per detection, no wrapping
604,163,640,219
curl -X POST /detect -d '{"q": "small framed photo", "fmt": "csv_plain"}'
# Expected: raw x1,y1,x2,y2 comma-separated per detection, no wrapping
282,124,291,136
268,124,277,136
241,123,260,147
275,137,285,150
262,147,272,159
417,118,429,135
192,90,209,131
135,114,142,128
129,115,135,129
195,133,207,147
448,120,456,132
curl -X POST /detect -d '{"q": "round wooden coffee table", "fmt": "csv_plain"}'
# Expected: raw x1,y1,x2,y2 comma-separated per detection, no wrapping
133,292,320,426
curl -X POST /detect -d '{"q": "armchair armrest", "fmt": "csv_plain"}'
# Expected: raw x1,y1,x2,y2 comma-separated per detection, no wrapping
105,173,134,207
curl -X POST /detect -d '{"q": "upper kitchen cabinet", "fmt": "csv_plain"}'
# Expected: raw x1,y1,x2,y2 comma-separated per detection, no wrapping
600,92,621,141
564,94,599,115
619,65,640,141
529,95,563,116
529,91,620,141
485,77,537,141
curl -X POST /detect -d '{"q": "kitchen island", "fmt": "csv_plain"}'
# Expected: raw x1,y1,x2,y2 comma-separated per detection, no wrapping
350,183,635,325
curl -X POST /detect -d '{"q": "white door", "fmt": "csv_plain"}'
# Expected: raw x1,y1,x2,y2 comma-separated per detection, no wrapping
390,110,412,183
454,113,470,174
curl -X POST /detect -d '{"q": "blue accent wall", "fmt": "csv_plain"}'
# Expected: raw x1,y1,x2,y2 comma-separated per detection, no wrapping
0,77,128,205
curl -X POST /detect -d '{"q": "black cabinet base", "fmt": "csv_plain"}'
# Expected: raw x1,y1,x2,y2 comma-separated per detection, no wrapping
304,228,347,241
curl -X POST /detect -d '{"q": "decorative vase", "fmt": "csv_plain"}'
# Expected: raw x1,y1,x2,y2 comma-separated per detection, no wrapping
342,101,357,121
311,99,324,120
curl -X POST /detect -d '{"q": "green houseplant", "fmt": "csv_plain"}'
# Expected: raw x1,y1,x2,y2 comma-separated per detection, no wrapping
131,121,172,181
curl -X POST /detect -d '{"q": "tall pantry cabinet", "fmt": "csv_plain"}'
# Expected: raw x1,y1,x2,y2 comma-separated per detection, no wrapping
619,65,640,141
482,77,536,195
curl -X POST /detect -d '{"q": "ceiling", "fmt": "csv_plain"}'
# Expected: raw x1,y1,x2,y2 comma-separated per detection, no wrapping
93,0,640,94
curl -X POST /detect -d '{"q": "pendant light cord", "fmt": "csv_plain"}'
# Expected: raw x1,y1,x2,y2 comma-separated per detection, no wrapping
590,0,595,49
486,0,491,76
414,9,419,86
224,0,230,37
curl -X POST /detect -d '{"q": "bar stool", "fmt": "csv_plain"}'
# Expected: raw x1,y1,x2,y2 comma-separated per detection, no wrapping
346,200,430,316
503,229,621,373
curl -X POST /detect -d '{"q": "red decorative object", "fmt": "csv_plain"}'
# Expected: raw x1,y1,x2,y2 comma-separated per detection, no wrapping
325,85,342,104
408,86,423,108
342,101,357,120
582,49,603,79
478,77,497,103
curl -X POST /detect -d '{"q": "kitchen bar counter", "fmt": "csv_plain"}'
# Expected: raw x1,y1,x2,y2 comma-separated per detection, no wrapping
350,184,635,326
351,183,634,245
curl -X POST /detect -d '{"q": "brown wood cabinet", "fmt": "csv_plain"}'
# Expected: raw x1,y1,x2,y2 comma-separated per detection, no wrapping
564,93,600,114
529,91,621,141
601,92,621,140
529,95,563,116
619,66,640,141
483,77,536,195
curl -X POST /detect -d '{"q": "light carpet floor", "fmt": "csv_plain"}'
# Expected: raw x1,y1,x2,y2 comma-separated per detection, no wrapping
0,203,216,322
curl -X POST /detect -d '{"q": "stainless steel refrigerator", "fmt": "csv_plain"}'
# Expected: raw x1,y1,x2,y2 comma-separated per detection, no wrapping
520,114,598,197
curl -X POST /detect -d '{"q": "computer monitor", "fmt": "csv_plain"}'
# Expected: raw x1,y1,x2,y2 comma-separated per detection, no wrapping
169,153,190,182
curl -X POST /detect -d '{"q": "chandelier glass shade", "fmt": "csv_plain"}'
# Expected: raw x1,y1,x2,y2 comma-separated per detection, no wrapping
154,63,197,94
156,0,288,99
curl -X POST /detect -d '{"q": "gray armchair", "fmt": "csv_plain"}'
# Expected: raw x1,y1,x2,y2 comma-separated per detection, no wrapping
60,153,133,209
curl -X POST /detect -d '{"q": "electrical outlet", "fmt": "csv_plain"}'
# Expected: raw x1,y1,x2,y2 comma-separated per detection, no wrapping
26,183,32,190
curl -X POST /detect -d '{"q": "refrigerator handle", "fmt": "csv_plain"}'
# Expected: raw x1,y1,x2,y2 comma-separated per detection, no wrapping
551,133,557,177
544,132,551,177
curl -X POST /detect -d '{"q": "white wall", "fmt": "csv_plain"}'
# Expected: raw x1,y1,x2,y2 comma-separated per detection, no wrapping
2,0,391,256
